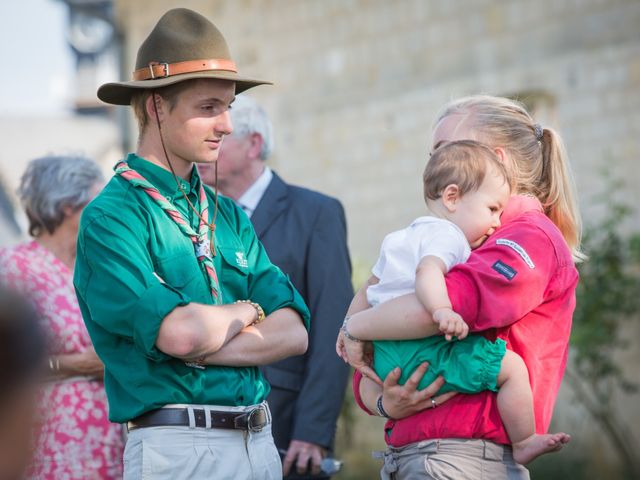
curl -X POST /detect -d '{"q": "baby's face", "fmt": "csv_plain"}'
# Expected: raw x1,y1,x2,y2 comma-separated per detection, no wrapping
450,167,511,248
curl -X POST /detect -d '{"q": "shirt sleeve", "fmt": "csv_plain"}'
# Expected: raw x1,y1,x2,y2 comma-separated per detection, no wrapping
371,236,389,278
417,221,470,271
445,222,557,332
74,211,189,362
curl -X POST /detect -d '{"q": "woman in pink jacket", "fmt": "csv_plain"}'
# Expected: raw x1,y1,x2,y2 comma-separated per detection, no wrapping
338,95,582,479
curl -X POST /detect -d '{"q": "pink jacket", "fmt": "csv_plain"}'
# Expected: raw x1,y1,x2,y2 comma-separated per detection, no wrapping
354,196,579,446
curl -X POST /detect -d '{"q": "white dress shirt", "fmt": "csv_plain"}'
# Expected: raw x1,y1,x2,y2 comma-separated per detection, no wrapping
237,167,273,218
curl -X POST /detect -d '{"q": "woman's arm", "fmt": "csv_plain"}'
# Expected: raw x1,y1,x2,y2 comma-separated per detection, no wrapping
48,347,104,379
335,275,377,360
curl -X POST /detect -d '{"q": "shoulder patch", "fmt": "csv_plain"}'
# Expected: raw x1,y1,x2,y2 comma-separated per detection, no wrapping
492,260,517,281
495,239,535,269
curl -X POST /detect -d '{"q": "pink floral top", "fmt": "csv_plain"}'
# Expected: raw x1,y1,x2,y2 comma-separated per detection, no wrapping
0,241,123,479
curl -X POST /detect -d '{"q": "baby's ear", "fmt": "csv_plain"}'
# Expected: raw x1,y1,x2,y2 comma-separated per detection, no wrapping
441,184,460,212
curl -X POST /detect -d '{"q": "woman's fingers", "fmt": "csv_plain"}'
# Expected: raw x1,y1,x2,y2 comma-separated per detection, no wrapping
415,375,445,401
382,366,402,387
358,365,383,385
414,390,457,411
402,362,429,391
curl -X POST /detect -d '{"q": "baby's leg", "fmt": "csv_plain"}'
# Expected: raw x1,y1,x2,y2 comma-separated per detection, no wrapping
497,350,570,464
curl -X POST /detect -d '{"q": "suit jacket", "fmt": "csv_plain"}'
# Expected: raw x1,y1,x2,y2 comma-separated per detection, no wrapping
251,172,353,452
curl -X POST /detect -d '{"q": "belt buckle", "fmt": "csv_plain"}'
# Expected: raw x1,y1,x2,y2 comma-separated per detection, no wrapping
246,406,267,432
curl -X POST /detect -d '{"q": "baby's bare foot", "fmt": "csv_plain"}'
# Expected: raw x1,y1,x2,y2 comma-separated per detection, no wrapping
513,432,571,465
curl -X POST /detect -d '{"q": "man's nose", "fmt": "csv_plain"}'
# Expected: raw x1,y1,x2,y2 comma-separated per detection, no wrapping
216,110,233,135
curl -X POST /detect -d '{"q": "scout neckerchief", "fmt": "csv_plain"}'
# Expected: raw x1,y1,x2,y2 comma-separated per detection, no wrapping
115,161,221,302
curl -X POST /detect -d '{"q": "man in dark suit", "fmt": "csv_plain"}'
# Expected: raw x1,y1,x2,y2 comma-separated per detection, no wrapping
199,95,353,479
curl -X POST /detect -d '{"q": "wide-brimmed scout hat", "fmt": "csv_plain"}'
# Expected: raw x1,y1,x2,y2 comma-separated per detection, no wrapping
97,8,271,105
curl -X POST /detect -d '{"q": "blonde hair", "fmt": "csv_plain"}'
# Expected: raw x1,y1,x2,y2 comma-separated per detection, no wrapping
435,95,584,262
423,140,512,201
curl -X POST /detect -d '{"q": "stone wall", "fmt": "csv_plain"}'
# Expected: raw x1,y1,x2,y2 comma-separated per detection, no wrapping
115,0,640,266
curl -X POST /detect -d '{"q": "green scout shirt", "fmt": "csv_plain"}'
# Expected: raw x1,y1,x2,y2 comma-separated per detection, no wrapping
74,154,310,423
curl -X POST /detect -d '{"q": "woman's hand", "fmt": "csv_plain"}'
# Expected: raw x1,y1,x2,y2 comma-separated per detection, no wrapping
379,362,457,419
336,328,382,384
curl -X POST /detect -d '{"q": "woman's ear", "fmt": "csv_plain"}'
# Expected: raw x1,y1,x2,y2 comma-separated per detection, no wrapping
441,184,460,212
61,205,75,218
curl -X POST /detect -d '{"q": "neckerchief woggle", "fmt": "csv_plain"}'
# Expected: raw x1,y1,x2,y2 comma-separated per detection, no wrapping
115,161,221,302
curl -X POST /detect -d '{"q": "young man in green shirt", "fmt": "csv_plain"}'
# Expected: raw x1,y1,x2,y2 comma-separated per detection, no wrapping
73,8,310,479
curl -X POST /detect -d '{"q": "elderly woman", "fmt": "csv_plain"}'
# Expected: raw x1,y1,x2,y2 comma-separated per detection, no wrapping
0,155,124,478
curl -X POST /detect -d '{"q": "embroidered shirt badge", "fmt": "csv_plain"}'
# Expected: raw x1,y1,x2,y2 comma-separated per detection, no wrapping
495,239,535,269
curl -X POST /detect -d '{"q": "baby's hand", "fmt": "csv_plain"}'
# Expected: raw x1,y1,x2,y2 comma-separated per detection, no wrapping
432,308,469,341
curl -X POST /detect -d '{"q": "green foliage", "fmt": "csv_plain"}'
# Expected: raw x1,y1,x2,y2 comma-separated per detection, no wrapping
571,199,640,396
564,176,640,479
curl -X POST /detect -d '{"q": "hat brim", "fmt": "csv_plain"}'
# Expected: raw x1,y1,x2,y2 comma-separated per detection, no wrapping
97,70,272,105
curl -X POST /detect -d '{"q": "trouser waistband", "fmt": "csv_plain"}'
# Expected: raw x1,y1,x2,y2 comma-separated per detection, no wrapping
127,403,270,433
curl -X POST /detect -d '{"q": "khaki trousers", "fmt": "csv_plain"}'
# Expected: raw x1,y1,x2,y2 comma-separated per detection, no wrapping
123,403,281,480
377,438,530,480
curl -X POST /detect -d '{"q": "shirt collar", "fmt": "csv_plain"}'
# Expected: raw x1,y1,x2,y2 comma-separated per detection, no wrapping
123,153,201,198
237,167,273,217
501,194,544,225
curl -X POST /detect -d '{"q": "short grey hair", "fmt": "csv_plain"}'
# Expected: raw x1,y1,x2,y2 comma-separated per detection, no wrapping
18,155,104,237
230,95,274,160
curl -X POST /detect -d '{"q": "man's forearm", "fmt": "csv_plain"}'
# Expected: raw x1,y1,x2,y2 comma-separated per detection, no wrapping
201,307,308,366
156,302,257,359
348,294,440,340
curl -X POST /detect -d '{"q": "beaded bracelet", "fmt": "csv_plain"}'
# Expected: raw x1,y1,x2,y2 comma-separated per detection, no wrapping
341,316,362,342
235,300,266,325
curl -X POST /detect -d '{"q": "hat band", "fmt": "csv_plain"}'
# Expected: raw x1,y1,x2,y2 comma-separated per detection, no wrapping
132,59,238,81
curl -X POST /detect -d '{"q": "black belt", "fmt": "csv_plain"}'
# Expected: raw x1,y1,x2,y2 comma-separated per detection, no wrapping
127,405,269,432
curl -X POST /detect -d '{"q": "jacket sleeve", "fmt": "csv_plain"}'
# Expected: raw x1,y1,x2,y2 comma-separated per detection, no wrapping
291,198,354,448
236,204,310,327
446,222,558,332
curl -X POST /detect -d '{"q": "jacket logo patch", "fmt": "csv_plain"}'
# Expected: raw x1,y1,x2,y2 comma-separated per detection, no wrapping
495,239,535,269
492,260,517,280
235,251,248,268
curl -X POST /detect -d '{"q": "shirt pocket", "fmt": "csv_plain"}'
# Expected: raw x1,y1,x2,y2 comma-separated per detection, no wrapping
218,246,249,301
154,252,202,292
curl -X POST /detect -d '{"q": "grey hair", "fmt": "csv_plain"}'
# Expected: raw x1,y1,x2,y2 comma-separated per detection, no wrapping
230,95,274,160
18,155,104,237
